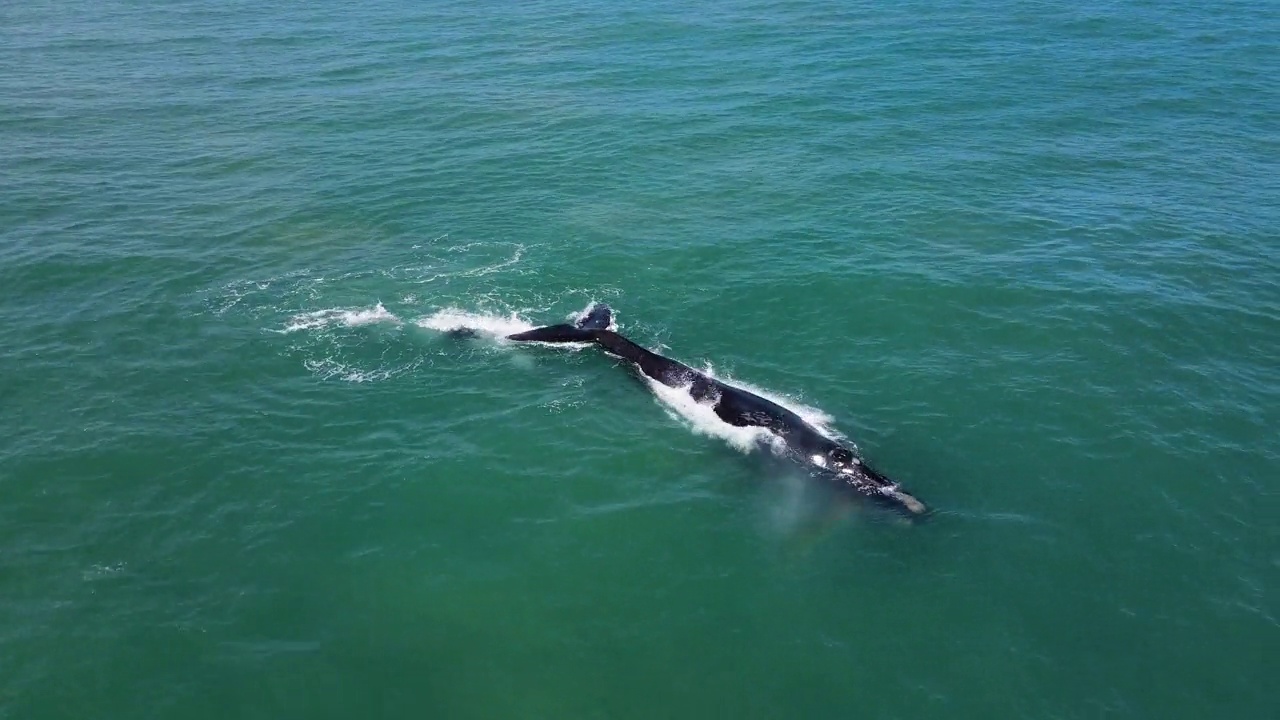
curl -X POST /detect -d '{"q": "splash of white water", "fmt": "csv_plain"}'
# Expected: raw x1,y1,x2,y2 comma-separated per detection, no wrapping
279,303,400,333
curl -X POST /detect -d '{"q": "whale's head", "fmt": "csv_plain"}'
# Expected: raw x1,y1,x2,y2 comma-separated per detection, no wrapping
824,447,929,518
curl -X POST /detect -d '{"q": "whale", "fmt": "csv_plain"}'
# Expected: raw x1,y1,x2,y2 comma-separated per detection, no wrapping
498,303,929,518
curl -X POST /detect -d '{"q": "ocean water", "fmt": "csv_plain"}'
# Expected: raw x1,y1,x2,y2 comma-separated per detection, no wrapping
2,1,1277,718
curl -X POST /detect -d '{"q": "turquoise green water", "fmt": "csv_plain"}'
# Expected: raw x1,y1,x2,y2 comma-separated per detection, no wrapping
3,1,1278,717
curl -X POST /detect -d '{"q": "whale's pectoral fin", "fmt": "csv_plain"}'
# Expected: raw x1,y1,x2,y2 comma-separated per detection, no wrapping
507,324,595,343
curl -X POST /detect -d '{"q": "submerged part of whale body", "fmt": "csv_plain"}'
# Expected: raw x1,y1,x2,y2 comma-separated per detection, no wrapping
500,304,928,517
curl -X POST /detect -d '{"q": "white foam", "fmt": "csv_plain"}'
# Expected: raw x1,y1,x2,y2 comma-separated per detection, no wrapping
280,303,400,333
303,357,393,383
645,376,781,454
414,308,537,337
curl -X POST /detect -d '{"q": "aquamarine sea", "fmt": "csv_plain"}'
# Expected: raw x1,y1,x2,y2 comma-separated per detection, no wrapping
2,1,1277,718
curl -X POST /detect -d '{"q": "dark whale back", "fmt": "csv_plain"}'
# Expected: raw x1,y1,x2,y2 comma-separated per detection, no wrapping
508,322,828,452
